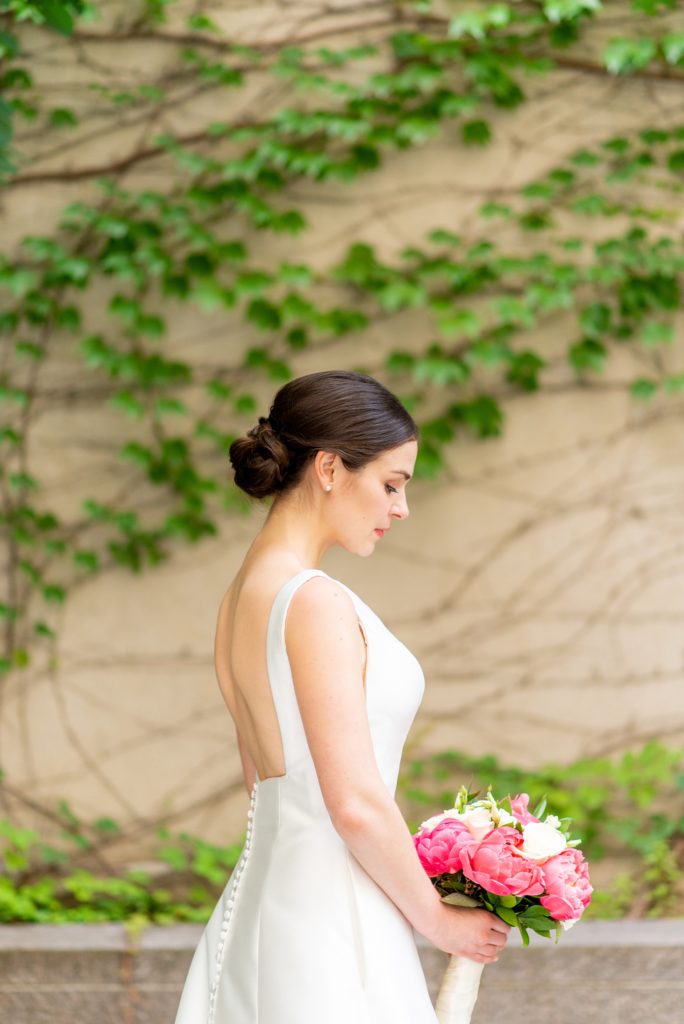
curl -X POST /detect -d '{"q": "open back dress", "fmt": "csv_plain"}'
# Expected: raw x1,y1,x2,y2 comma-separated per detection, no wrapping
173,567,438,1023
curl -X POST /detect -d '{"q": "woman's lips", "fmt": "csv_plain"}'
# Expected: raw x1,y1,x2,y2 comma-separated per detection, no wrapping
374,529,385,537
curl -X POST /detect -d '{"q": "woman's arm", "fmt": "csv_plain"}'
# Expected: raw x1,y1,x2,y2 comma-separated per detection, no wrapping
285,576,510,963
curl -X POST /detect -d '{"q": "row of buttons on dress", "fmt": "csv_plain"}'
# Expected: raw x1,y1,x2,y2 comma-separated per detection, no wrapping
208,779,258,1024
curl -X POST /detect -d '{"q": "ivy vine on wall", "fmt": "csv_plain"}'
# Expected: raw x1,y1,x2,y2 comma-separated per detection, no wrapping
1,0,683,684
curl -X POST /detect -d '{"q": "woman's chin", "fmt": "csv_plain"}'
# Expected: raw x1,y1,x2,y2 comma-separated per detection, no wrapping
340,536,376,557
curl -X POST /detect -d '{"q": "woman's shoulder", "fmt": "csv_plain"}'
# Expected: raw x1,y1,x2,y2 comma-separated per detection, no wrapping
285,568,348,603
280,570,362,640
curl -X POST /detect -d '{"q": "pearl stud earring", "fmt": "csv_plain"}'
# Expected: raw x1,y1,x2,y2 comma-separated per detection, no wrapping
325,485,332,491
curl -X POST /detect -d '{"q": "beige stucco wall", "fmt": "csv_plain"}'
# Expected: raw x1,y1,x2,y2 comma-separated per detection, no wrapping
1,3,683,853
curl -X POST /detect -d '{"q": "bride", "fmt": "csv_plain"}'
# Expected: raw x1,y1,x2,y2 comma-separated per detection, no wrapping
174,369,509,1023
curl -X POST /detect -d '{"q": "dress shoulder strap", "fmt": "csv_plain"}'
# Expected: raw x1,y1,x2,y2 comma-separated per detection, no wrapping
265,569,331,774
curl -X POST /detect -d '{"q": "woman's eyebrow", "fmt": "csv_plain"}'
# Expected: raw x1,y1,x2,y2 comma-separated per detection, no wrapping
391,470,412,481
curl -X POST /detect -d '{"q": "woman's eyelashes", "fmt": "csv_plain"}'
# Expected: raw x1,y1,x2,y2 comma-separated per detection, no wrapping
385,484,398,494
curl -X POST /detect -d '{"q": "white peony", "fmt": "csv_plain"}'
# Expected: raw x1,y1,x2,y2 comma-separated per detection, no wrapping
517,821,567,862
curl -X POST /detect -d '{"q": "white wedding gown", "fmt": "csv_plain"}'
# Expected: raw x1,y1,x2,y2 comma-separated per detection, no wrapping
174,568,438,1023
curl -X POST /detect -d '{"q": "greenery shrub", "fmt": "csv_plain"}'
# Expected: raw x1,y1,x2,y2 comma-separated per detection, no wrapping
0,741,681,923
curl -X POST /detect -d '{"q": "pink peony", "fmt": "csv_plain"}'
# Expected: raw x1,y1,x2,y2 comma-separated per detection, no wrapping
540,847,593,921
413,817,472,877
510,793,541,826
460,826,545,897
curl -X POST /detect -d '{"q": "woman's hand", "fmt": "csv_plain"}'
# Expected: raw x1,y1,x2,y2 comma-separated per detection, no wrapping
431,905,511,963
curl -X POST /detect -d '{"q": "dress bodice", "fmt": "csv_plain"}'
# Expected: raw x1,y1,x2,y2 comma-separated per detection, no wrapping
265,568,425,797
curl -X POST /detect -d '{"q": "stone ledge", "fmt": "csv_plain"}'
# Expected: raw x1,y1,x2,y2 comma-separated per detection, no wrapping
0,919,681,1024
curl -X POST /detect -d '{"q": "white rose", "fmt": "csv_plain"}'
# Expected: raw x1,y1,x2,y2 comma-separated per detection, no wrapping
420,810,461,831
493,807,516,828
517,821,567,862
453,806,495,841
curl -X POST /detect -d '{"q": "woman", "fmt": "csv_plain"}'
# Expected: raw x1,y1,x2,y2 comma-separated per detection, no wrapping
174,370,509,1024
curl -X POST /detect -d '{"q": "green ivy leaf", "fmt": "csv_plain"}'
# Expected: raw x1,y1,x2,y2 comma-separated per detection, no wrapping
666,149,684,173
49,107,78,128
448,5,512,40
186,13,219,32
285,326,308,349
378,280,426,312
73,550,100,572
661,33,684,65
506,351,546,391
36,0,81,34
437,308,481,338
233,393,257,414
580,302,612,337
154,397,188,417
604,37,658,75
190,279,234,311
8,472,38,491
247,298,282,331
277,263,312,287
543,0,601,22
34,621,56,639
110,391,146,419
461,119,491,146
663,373,684,393
205,379,232,401
450,396,503,437
14,339,44,360
42,584,66,605
428,229,462,248
480,202,512,219
0,31,20,61
10,645,30,668
414,442,443,479
630,378,658,400
414,353,469,386
569,338,607,372
640,321,674,346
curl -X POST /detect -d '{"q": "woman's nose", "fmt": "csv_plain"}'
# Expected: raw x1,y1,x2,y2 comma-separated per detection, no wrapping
392,496,409,520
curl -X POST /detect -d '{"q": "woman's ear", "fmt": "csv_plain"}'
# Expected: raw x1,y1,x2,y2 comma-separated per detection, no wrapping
313,449,337,492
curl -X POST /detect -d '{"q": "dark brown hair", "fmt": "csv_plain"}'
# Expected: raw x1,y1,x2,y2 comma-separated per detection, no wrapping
229,370,418,500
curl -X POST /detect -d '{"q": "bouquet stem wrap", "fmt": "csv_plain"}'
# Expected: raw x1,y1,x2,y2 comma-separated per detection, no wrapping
435,956,484,1024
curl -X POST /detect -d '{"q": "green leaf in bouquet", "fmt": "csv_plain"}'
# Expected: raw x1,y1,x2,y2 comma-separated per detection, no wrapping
440,892,481,908
495,906,519,926
518,906,555,934
517,921,530,946
523,919,556,937
519,904,553,918
532,796,547,819
497,894,520,908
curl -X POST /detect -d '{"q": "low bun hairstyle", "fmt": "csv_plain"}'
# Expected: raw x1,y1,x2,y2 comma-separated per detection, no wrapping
229,370,418,500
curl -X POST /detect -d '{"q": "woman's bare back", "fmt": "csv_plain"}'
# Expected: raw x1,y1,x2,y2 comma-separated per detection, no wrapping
214,559,368,783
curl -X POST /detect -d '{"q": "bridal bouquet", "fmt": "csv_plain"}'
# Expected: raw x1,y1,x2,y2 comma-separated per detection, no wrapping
412,786,592,1024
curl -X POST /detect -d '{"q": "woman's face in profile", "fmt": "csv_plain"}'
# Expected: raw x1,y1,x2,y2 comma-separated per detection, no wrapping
331,439,417,557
